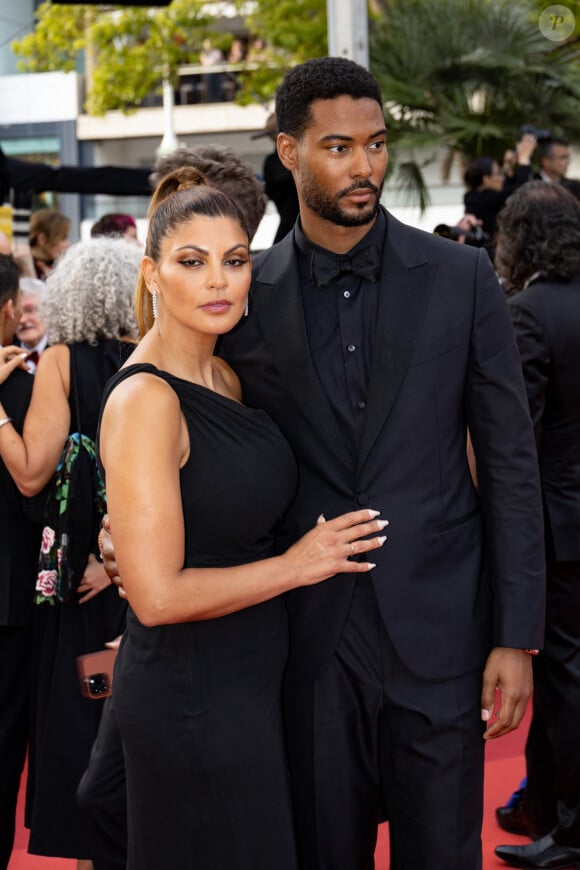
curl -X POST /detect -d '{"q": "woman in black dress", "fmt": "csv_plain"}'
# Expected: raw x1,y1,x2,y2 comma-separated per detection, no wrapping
0,237,140,866
97,167,387,869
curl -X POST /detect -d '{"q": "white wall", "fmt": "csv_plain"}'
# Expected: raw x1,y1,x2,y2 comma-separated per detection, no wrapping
0,71,81,123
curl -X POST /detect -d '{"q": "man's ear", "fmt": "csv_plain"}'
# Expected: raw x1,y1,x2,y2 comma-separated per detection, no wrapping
277,133,298,172
1,298,14,323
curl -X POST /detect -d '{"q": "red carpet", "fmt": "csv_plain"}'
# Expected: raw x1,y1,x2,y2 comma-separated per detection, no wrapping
8,705,531,869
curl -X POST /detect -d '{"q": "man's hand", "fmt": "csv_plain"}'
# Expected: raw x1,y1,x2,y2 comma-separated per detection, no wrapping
481,647,533,740
98,514,126,598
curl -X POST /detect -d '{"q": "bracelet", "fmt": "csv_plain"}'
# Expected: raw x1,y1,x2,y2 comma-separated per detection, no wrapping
522,649,540,656
0,416,13,429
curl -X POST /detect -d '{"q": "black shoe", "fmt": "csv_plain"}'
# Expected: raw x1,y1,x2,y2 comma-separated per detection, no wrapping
496,805,551,839
495,834,580,868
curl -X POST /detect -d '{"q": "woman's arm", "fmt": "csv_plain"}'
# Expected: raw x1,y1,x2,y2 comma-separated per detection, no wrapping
0,344,71,496
100,373,386,628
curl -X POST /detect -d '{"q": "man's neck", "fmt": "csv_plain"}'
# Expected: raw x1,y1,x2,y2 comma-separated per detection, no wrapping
540,169,561,183
21,334,47,353
299,211,379,254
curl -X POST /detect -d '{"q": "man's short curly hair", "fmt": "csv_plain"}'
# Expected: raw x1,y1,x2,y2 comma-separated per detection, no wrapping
495,181,580,295
45,237,140,345
275,57,384,141
150,145,266,241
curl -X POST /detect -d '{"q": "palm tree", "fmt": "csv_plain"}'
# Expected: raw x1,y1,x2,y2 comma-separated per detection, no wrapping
370,0,580,207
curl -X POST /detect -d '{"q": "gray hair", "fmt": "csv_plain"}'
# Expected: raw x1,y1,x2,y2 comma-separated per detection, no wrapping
19,277,47,302
45,237,140,345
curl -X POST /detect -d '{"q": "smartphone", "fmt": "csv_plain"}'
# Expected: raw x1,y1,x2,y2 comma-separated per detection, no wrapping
77,648,117,700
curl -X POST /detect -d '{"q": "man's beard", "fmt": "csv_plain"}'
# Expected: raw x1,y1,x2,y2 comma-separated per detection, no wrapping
300,165,383,227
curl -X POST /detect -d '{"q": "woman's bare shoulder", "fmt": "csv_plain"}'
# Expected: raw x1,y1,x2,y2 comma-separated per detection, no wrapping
106,368,180,415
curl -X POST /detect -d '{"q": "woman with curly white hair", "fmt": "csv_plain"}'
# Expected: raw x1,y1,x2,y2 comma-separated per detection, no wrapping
0,236,140,868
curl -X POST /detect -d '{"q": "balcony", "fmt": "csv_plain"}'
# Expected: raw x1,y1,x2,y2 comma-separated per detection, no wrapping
76,63,271,142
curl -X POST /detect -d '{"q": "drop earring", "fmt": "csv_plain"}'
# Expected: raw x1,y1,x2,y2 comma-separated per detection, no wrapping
151,288,159,320
244,296,249,317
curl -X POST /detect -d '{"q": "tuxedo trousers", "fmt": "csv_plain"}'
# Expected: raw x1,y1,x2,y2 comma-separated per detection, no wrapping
522,559,580,845
283,576,486,870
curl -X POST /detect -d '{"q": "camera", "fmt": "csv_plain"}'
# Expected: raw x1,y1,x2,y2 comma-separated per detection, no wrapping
520,124,551,141
84,672,112,698
433,223,492,248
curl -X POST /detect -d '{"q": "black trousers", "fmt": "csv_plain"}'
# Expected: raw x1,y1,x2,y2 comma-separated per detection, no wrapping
0,626,33,870
77,696,127,870
283,577,486,870
522,560,580,845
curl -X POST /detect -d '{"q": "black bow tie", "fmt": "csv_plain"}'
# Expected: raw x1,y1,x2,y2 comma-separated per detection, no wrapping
311,244,381,287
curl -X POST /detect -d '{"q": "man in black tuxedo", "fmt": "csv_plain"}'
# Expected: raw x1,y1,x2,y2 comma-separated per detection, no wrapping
0,254,45,870
92,58,545,869
535,138,570,185
493,183,580,869
220,57,545,869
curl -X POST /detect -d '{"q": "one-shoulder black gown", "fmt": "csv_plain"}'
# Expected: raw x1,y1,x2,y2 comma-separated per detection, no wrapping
99,364,300,870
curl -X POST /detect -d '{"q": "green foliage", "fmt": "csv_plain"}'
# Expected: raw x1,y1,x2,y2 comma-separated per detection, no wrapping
370,0,580,154
12,2,88,73
233,0,327,105
11,0,328,113
12,0,211,114
370,0,580,202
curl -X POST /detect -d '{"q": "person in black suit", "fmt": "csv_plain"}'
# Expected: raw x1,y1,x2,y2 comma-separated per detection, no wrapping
99,57,545,868
252,113,300,243
462,133,536,237
0,254,45,870
220,57,545,869
535,138,570,185
493,183,580,869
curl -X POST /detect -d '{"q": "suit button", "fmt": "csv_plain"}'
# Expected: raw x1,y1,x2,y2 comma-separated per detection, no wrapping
356,493,369,506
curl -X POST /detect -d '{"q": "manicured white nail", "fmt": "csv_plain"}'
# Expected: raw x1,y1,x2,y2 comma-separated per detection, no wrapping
368,509,380,517
377,520,389,530
377,536,387,545
481,708,491,721
367,563,376,569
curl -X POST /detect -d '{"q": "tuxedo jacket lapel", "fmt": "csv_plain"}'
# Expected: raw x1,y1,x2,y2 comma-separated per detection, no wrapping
253,235,355,471
358,214,437,471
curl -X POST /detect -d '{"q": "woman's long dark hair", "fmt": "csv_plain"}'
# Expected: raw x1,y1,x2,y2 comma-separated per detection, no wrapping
495,181,580,295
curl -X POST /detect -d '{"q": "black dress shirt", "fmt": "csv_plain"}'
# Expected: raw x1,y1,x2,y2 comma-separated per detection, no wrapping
294,210,386,460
